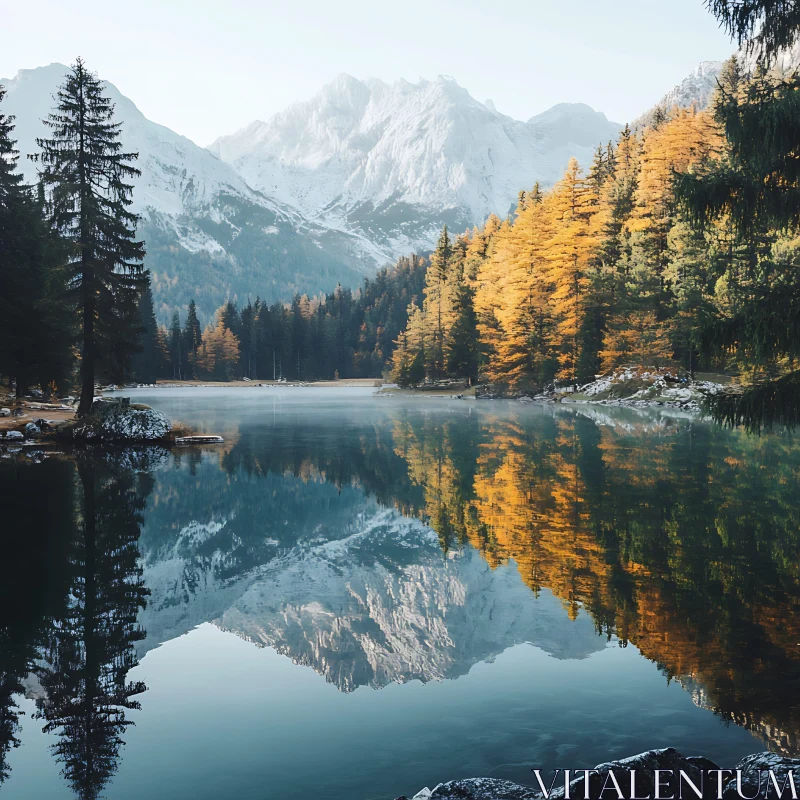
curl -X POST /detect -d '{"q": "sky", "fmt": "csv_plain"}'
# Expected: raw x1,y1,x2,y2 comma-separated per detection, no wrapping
3,0,736,146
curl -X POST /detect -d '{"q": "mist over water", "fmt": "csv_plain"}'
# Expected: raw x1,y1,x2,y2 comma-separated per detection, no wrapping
2,388,799,800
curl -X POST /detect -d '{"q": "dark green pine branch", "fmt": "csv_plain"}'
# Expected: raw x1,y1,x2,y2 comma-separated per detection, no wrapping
706,0,800,60
705,369,800,432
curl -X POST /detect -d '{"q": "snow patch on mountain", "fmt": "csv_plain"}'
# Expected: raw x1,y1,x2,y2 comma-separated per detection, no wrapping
176,226,228,255
209,74,622,260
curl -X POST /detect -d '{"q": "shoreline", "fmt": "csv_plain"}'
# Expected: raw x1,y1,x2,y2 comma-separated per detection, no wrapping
0,371,729,444
125,377,383,389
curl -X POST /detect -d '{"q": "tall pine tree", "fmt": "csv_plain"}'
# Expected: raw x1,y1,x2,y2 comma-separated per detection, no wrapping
424,226,454,379
676,32,800,429
34,60,146,415
183,299,202,379
168,310,184,379
128,284,164,384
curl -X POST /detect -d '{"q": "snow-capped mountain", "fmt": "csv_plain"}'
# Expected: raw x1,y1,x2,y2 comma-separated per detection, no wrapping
634,42,800,128
209,75,622,262
2,65,622,317
0,64,374,320
633,60,725,128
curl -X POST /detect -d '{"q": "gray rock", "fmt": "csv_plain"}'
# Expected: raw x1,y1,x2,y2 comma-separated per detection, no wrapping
723,752,800,800
423,778,541,800
0,408,10,417
4,430,24,440
24,422,41,436
68,402,170,443
687,756,722,772
549,748,713,800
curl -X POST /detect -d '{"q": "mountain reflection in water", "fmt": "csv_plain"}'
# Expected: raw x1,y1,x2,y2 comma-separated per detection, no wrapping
2,392,800,799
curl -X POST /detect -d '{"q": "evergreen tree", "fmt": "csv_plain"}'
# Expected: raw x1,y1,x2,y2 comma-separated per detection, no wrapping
706,0,800,58
0,86,23,201
168,310,184,379
676,41,800,428
238,298,260,378
34,60,146,415
183,299,202,379
424,226,454,379
0,87,74,396
446,280,479,383
128,284,162,384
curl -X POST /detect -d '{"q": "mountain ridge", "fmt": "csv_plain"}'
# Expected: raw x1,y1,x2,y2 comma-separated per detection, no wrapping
208,74,622,265
0,63,376,322
634,40,800,128
4,64,699,321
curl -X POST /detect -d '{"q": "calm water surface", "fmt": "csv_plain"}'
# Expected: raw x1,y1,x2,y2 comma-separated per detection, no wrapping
2,387,800,800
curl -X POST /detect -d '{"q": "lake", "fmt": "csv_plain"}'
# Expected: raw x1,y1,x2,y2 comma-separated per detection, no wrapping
2,387,799,800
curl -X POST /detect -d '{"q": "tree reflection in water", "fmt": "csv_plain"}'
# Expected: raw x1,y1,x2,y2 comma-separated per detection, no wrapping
0,451,155,798
216,405,800,753
0,457,75,787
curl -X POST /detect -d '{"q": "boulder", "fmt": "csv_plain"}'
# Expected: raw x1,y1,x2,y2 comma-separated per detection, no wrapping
0,408,10,417
413,778,541,800
4,430,24,440
66,401,170,443
722,752,800,800
24,422,41,436
551,748,719,800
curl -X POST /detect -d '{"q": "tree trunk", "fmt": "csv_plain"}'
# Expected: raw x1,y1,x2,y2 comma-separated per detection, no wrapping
76,68,94,419
15,364,27,399
78,274,95,417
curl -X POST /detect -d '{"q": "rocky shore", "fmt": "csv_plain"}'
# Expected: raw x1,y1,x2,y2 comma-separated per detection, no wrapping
0,396,214,451
383,367,729,413
474,367,728,413
403,749,799,800
559,367,725,412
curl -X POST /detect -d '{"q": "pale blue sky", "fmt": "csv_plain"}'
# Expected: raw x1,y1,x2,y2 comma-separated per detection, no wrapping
4,0,735,145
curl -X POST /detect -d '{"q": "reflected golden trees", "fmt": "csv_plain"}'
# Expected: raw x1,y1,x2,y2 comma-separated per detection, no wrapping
389,408,800,753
